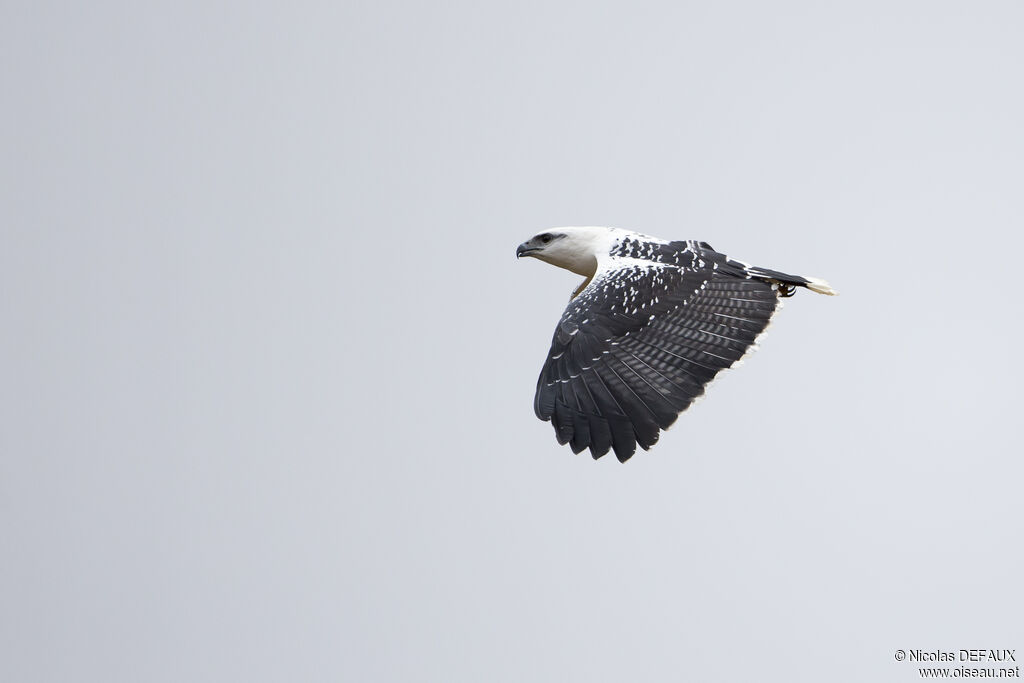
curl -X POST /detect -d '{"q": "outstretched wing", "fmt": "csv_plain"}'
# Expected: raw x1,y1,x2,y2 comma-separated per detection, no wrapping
534,245,784,462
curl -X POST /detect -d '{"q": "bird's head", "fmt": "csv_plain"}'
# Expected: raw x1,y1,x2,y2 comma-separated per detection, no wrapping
515,227,616,277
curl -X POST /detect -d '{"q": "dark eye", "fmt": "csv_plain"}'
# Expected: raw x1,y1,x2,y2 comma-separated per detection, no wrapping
539,233,552,244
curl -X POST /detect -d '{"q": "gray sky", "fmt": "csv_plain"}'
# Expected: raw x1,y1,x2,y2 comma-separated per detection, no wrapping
2,1,1022,682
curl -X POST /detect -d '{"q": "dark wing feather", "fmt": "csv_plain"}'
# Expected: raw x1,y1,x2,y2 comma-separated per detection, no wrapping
534,244,793,462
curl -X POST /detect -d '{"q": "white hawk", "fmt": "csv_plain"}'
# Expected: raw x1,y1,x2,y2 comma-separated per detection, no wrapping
516,226,836,462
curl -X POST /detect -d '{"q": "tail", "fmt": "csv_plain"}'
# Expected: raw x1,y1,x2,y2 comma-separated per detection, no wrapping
747,266,838,296
803,276,838,296
719,259,838,296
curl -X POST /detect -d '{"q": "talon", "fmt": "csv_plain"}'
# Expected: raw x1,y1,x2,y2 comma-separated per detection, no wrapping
778,283,797,298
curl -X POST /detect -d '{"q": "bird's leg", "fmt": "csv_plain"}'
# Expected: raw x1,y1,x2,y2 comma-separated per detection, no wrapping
777,283,797,298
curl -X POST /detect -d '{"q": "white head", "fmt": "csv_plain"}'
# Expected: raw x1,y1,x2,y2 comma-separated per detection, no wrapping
515,227,621,276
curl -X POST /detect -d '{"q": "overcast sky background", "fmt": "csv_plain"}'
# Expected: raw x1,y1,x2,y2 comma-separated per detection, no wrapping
2,2,1022,682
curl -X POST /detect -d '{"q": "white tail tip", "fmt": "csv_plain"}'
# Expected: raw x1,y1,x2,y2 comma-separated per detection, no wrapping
806,277,838,296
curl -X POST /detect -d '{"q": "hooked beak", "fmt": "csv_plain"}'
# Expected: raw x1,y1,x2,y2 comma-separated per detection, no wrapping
516,242,539,259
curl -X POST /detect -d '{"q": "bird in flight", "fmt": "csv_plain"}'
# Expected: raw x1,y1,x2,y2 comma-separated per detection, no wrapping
516,227,835,462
